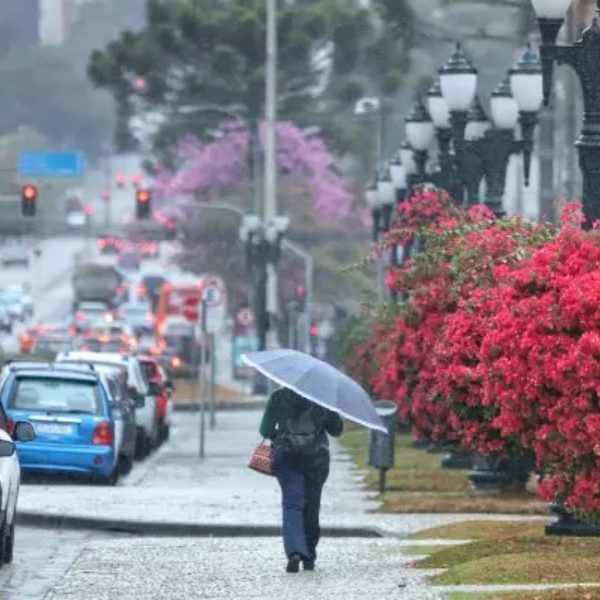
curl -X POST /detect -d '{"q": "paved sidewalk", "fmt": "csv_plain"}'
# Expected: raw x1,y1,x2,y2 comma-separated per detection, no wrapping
21,410,546,599
18,411,524,536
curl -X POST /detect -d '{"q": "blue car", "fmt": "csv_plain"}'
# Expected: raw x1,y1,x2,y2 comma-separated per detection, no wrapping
0,363,119,485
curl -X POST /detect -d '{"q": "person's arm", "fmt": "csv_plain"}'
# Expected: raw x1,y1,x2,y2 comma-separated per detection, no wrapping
259,393,279,440
324,410,343,438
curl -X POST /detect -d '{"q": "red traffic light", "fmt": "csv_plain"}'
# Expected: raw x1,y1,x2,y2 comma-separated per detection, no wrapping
137,189,151,203
21,185,37,200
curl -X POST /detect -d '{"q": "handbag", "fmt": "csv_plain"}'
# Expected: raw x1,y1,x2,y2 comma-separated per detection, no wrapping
248,440,274,476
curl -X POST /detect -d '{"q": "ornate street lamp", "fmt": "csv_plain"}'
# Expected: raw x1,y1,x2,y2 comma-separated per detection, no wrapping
483,75,521,215
531,0,600,225
428,80,453,183
439,42,479,161
365,179,381,242
510,45,544,186
376,165,396,234
405,98,435,179
464,96,491,205
389,153,408,203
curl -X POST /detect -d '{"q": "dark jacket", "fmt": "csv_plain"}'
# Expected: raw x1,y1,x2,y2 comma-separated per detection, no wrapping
259,388,343,443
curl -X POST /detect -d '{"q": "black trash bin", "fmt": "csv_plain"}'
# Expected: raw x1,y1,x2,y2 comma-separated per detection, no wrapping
368,400,398,493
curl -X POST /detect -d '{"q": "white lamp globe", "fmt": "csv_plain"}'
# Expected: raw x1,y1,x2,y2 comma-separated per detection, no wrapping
427,80,451,129
465,97,491,141
510,45,543,113
491,75,519,130
439,42,478,112
399,141,417,176
377,168,396,207
531,0,571,20
405,98,435,151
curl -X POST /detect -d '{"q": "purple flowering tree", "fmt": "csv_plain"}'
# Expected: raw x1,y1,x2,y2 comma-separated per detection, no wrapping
154,121,356,221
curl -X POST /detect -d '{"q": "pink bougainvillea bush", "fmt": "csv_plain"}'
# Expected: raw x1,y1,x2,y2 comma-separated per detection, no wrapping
349,191,600,519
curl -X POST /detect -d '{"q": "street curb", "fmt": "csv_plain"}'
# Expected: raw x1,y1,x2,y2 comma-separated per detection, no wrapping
173,400,267,412
18,512,382,539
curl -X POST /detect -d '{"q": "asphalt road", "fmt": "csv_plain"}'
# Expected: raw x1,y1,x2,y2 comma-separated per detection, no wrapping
0,527,95,600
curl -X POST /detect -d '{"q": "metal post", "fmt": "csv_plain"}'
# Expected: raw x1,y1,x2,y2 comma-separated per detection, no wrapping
378,468,387,495
265,0,279,339
209,332,216,429
199,299,207,458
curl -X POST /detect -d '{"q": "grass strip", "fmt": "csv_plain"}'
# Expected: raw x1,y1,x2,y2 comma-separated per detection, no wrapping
410,520,600,586
340,429,546,515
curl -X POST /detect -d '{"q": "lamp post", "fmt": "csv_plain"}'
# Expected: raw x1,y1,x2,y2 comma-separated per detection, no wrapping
428,80,453,192
405,98,436,181
531,0,600,225
239,215,290,355
463,96,491,205
439,42,479,200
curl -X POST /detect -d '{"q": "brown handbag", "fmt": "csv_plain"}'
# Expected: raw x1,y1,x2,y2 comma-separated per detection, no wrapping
248,440,274,476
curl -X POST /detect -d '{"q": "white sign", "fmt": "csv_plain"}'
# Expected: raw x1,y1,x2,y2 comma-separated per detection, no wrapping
202,284,223,308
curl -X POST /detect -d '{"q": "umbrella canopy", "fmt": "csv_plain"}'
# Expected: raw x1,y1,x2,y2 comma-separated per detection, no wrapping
242,349,388,434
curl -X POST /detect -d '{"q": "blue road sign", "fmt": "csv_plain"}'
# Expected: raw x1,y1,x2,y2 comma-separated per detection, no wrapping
18,152,86,178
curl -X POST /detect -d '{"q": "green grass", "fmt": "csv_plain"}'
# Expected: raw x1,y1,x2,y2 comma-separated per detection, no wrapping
409,520,600,587
448,589,600,600
340,429,546,515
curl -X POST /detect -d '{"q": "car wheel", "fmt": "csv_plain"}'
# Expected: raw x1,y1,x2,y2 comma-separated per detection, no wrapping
118,454,133,476
94,468,119,486
3,520,14,564
134,430,149,460
0,518,7,567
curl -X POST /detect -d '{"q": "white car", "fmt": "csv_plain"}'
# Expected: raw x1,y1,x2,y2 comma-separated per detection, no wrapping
56,352,159,459
0,408,35,566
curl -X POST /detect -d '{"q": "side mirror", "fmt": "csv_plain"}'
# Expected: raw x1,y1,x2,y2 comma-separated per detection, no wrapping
165,380,175,393
14,422,35,443
0,439,15,457
148,381,162,396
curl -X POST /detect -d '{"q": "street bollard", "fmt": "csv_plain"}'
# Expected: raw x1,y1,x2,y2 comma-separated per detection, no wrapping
368,400,398,494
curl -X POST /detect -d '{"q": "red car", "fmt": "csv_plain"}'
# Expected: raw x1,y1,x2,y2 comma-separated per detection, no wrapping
138,356,174,443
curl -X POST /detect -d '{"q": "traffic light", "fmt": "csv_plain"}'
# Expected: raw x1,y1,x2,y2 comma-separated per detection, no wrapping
294,286,307,312
136,188,152,219
21,184,37,217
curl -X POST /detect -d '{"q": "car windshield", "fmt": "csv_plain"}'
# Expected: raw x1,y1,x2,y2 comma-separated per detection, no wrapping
10,377,101,415
125,307,147,316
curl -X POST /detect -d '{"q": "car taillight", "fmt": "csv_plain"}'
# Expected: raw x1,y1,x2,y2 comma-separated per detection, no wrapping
171,356,182,369
93,422,113,446
21,333,32,343
6,417,15,436
75,311,85,322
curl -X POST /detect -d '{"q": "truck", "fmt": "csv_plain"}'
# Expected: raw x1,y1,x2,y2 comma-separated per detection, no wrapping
72,263,125,309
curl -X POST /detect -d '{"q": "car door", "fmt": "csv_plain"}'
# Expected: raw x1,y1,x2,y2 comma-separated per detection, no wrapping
0,403,18,524
103,376,123,465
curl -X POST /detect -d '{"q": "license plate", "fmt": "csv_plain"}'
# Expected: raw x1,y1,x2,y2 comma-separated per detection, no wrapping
34,423,74,435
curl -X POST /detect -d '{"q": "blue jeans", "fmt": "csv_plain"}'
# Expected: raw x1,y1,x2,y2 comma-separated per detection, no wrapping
273,446,330,560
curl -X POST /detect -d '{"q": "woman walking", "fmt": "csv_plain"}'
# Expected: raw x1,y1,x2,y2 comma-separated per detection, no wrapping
260,386,343,573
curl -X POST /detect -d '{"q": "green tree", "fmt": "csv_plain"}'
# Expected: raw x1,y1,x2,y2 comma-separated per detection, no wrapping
88,0,414,156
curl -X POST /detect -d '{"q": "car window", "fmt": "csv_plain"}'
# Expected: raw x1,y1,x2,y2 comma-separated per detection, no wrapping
140,360,158,380
10,377,102,415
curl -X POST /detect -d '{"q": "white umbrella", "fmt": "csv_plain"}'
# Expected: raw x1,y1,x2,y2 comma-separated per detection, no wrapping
242,349,387,433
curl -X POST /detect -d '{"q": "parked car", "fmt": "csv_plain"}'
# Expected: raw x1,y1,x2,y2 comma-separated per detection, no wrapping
56,352,159,459
0,403,35,566
0,364,119,484
97,371,137,474
139,356,173,444
72,301,113,333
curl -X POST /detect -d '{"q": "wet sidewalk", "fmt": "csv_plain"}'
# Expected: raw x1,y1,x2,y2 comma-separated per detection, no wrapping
18,411,508,537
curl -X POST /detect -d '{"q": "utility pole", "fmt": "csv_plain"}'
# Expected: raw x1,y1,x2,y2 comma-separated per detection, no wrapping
265,0,278,348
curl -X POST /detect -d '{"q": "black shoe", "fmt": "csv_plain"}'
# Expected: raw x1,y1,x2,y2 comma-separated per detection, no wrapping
286,554,301,573
303,559,315,571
